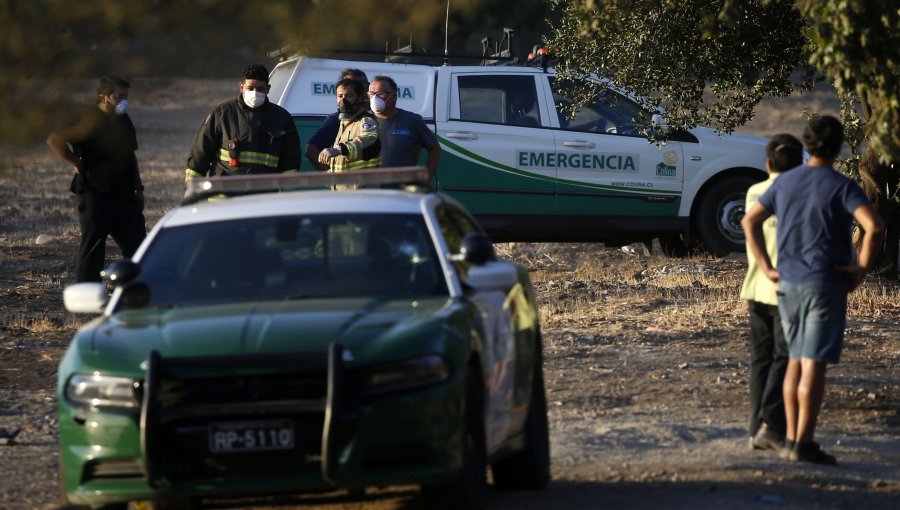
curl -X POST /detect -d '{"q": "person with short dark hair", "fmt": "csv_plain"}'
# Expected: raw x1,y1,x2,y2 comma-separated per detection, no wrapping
742,115,884,465
740,133,803,452
185,63,300,181
47,75,146,282
368,75,441,176
306,68,369,170
317,77,380,172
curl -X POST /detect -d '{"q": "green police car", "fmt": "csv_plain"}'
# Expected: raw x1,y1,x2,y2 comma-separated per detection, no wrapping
58,168,548,509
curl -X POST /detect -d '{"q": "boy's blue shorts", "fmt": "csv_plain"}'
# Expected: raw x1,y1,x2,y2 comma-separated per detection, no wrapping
777,280,848,364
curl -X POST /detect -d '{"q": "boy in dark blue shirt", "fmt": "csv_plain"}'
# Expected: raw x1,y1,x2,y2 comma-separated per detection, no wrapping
742,115,883,465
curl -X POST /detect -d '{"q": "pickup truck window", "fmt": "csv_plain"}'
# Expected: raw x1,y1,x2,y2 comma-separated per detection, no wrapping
457,75,541,127
550,77,649,137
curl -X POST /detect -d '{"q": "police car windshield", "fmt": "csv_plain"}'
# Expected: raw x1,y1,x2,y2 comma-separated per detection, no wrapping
126,213,448,308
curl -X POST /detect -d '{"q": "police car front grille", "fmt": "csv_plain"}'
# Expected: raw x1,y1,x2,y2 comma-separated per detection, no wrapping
143,352,366,484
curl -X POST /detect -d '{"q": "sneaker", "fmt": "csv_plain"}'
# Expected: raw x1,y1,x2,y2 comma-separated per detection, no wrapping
788,441,837,465
752,423,784,451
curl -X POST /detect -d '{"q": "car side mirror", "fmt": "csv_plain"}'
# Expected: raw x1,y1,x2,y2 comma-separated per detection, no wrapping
101,260,140,286
63,283,108,314
652,112,668,131
466,261,519,292
454,232,496,266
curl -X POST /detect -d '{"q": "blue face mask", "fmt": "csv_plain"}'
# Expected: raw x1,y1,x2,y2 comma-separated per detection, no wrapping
114,99,129,115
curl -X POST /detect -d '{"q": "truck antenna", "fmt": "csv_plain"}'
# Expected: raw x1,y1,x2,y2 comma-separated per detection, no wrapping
443,0,450,66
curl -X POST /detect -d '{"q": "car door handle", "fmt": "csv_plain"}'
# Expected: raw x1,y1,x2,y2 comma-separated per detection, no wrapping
562,140,596,149
445,131,478,140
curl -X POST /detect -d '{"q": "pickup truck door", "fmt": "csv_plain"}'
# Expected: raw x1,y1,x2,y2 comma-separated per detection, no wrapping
436,72,556,217
548,77,684,220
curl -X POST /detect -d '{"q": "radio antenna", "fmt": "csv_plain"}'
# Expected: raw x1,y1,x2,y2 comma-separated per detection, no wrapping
443,0,450,65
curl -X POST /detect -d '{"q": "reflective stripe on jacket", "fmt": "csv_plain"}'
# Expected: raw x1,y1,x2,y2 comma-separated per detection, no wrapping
185,97,300,181
330,111,381,172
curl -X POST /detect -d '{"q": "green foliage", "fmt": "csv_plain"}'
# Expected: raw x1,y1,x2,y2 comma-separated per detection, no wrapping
796,0,900,164
0,0,552,145
548,0,814,140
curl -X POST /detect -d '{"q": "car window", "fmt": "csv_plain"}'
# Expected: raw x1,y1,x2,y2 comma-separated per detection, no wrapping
435,203,484,279
131,213,448,308
550,77,649,136
457,74,541,127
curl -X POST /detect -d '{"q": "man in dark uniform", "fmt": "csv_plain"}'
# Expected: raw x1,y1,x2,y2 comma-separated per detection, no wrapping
47,75,146,282
185,64,300,181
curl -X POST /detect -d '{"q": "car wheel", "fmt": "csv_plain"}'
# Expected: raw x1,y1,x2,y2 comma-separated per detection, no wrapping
694,175,760,256
421,369,487,510
491,347,550,490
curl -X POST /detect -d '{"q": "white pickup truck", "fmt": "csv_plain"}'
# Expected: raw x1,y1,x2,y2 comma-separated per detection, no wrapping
269,55,768,255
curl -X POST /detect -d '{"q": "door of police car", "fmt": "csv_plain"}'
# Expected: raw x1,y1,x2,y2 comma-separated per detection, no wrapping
436,71,556,217
547,76,684,220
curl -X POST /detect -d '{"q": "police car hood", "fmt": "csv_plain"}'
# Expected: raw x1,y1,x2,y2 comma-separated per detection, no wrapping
81,297,454,367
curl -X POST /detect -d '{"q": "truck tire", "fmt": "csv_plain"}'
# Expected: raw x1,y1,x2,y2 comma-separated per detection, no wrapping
694,175,760,256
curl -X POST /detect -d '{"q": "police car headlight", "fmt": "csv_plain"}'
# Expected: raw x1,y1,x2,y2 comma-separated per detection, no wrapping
66,373,140,409
367,355,450,395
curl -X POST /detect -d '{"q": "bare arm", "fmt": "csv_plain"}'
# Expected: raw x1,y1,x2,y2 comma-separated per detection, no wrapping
425,144,442,179
305,143,329,171
837,203,885,291
741,202,779,283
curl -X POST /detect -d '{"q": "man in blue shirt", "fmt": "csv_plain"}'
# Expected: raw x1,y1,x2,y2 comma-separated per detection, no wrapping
742,115,883,465
367,75,441,176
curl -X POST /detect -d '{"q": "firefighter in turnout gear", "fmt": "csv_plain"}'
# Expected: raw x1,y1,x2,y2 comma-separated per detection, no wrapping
317,77,381,172
185,64,300,182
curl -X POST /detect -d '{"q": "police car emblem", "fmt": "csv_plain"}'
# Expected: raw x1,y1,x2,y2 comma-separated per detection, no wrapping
663,150,678,166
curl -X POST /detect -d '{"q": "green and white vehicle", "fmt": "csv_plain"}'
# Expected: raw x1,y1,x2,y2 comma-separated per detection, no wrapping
270,56,769,256
58,169,548,509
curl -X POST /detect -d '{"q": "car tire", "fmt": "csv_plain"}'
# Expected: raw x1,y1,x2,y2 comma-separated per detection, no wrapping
694,175,760,256
421,369,487,510
491,347,550,490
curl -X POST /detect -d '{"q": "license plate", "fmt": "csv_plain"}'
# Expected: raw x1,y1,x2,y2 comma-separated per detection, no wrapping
208,419,295,453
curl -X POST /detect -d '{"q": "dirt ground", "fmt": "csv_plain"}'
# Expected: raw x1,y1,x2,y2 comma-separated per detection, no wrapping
1,79,898,510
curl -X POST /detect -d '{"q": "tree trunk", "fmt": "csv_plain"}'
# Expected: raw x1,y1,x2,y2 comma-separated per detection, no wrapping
857,147,900,278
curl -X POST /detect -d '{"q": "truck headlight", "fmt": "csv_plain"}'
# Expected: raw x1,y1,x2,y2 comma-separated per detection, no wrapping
66,374,140,409
367,355,450,395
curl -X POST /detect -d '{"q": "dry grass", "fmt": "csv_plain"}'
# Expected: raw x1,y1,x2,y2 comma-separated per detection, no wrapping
498,242,900,348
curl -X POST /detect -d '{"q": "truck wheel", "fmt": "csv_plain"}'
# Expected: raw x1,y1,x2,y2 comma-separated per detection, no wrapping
491,352,550,490
421,370,487,510
694,176,760,256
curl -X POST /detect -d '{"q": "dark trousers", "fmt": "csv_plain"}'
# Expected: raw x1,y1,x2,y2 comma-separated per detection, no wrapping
75,192,146,282
747,300,789,436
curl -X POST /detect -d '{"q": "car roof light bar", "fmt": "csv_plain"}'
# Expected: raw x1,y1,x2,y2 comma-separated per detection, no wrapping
182,166,434,205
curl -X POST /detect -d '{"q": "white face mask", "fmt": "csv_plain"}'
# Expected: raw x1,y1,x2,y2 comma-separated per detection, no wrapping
108,98,128,115
370,95,386,113
243,89,266,108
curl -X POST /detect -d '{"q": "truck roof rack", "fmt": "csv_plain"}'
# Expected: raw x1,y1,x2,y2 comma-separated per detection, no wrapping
182,167,434,205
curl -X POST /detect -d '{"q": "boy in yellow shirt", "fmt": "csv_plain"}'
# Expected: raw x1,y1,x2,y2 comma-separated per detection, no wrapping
739,133,803,451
